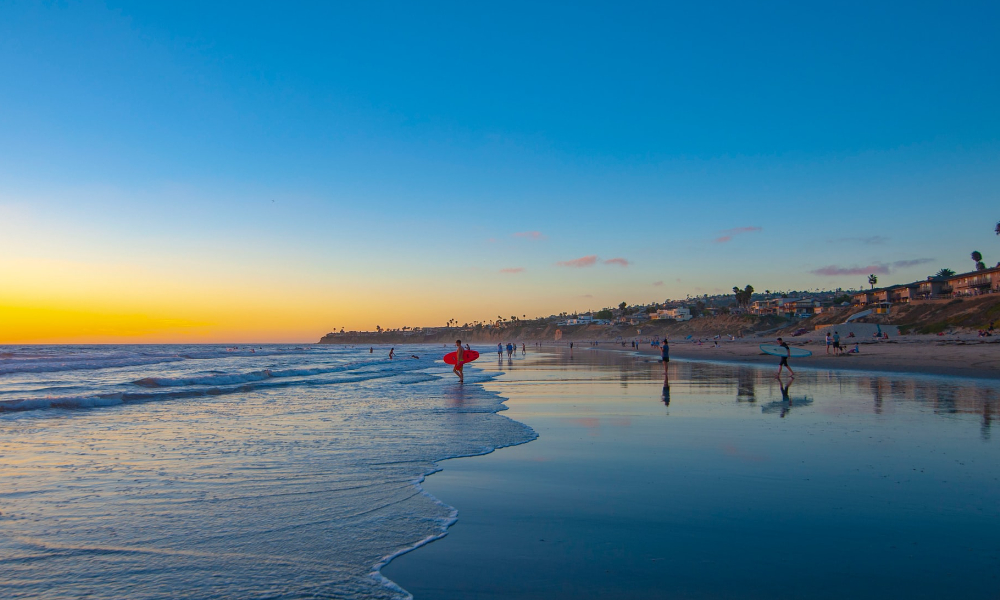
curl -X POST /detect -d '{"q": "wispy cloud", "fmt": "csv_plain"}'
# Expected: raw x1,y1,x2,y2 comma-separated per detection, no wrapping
811,265,890,276
810,258,934,277
829,235,889,245
604,257,629,267
891,258,934,269
652,281,664,286
556,255,598,268
512,231,546,240
713,226,762,244
499,267,524,274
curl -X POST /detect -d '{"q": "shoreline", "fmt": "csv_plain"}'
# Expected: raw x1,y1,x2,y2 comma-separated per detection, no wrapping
382,347,1000,599
620,337,1000,380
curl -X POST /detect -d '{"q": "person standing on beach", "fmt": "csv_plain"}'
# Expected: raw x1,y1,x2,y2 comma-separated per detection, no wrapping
825,333,832,355
833,331,841,355
453,339,464,383
497,343,503,359
521,343,526,356
661,337,670,377
775,337,794,378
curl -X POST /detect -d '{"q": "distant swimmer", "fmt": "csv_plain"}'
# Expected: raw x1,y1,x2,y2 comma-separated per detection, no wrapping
411,355,419,359
370,347,373,354
453,339,464,383
465,343,471,352
389,348,395,360
775,337,794,378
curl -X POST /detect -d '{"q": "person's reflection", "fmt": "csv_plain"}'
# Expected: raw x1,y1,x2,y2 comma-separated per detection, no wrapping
737,367,756,403
982,402,993,441
661,375,670,408
778,378,793,418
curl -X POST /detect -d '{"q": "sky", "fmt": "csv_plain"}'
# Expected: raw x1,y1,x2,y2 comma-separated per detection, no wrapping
1,1,998,343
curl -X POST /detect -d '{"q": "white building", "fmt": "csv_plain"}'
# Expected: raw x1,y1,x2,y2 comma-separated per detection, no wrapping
650,307,692,322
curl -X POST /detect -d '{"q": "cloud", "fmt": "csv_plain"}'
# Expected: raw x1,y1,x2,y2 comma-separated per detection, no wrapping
512,231,546,240
652,281,664,286
581,294,593,298
556,255,598,268
811,258,935,277
811,265,890,276
891,258,934,269
604,257,629,267
713,226,761,244
829,235,889,245
499,267,524,274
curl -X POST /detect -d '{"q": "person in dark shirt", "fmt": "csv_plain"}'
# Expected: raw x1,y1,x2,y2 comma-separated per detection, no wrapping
775,337,794,378
661,337,670,377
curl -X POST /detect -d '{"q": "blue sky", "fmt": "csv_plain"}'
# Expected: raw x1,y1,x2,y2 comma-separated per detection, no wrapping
1,1,998,339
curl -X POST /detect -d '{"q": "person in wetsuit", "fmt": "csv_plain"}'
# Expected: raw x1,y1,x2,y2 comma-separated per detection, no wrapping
775,337,794,378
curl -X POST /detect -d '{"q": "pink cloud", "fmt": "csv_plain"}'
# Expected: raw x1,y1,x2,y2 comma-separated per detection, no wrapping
512,231,546,240
811,264,890,276
556,255,598,268
499,267,524,274
604,257,629,267
714,226,762,243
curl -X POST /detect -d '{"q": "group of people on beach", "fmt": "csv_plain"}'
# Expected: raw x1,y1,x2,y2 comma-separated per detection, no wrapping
496,342,525,359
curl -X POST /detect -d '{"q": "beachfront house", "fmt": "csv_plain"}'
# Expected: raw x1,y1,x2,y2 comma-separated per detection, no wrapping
947,267,1000,296
888,283,922,303
784,298,820,318
852,291,875,305
918,276,951,299
650,307,692,322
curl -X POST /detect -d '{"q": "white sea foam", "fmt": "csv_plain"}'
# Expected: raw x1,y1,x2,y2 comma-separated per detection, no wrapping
0,344,535,599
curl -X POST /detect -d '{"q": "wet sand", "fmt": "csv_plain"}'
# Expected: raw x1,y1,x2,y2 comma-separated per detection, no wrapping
382,348,1000,599
620,337,1000,380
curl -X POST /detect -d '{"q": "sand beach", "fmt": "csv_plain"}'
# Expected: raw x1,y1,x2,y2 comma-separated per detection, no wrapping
637,336,1000,380
383,346,1000,599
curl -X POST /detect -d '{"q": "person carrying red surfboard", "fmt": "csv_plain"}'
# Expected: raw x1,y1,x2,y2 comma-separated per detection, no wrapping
453,339,464,383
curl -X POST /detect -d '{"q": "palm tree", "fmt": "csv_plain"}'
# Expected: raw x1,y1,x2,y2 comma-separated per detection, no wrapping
868,274,878,290
935,268,955,278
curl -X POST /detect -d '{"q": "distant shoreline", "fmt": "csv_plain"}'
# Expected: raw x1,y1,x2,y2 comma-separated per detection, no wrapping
614,338,1000,381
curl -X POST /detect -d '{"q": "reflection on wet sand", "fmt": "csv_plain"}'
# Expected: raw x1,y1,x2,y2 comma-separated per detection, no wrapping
517,347,1000,440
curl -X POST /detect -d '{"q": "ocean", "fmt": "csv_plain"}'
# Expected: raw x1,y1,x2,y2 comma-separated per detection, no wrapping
0,344,534,599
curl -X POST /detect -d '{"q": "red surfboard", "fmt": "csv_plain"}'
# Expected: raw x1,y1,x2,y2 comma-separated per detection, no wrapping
443,350,480,365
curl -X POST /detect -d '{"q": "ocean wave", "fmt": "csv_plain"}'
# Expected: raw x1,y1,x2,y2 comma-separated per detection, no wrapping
1,366,429,414
130,359,402,388
0,355,186,376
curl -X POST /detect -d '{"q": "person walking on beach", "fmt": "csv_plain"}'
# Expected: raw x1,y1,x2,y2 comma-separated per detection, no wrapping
775,337,794,378
521,343,526,356
832,331,841,355
497,343,503,359
506,342,513,358
453,339,464,383
825,332,832,355
661,337,670,377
